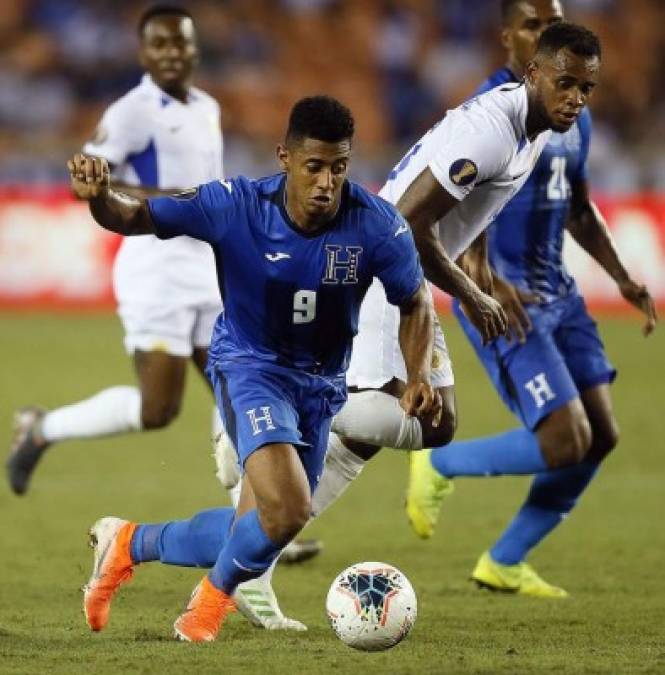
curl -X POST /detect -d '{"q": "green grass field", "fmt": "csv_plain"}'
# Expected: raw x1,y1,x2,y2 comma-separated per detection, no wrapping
1,313,663,674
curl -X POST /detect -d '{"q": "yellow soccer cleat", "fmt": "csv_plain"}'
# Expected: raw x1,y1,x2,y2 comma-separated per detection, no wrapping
471,551,569,599
405,449,454,540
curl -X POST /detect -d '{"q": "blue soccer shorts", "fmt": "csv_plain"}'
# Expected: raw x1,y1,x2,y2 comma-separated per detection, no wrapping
454,293,616,430
210,360,347,491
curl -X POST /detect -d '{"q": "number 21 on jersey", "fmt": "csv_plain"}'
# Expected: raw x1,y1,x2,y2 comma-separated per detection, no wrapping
547,156,569,200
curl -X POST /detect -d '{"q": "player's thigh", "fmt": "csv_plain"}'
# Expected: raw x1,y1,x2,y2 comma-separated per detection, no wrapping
554,295,616,394
244,443,311,518
464,314,581,432
133,350,188,425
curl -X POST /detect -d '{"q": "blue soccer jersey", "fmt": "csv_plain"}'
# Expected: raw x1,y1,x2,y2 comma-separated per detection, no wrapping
474,68,591,302
452,69,614,430
147,173,423,378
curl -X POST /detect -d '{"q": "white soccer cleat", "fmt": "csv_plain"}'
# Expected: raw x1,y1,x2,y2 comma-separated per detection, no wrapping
213,428,241,490
234,576,307,631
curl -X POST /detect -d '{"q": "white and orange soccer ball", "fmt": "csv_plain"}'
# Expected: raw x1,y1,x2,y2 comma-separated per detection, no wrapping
326,562,417,651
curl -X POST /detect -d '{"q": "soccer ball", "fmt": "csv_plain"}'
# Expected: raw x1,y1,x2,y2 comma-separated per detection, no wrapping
326,561,417,651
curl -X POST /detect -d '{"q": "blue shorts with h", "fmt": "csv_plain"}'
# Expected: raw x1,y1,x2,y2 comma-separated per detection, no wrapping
454,293,616,430
210,359,347,491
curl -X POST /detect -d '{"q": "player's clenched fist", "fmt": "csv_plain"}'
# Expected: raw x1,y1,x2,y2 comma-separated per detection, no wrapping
67,153,110,200
400,382,443,427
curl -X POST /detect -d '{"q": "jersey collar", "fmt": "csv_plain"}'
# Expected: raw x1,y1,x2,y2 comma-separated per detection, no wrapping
277,174,350,239
140,74,198,106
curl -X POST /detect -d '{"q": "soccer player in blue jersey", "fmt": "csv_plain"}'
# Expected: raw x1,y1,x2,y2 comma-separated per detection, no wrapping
406,2,658,597
69,96,443,642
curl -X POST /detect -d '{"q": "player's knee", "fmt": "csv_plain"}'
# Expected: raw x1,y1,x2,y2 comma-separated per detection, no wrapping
589,418,620,460
539,414,592,469
260,494,310,544
422,404,457,448
141,400,181,429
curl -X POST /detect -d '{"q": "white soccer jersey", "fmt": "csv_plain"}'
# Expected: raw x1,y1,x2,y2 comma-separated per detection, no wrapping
84,74,223,308
348,83,551,390
379,82,552,260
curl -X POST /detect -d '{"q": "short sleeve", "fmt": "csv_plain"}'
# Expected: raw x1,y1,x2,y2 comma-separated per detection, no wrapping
428,112,509,201
83,98,150,166
574,108,592,182
370,212,424,306
148,179,242,245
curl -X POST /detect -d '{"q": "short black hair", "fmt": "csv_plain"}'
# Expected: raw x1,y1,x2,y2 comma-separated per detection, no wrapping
535,21,601,60
500,0,524,26
138,4,193,37
286,96,355,146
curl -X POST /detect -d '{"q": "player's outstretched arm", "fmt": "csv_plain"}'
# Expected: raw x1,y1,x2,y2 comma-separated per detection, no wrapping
67,153,156,236
397,281,442,426
398,167,507,344
567,179,657,336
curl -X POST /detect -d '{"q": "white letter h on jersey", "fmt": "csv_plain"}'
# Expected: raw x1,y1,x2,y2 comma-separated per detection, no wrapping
524,373,556,408
322,245,362,284
246,406,276,435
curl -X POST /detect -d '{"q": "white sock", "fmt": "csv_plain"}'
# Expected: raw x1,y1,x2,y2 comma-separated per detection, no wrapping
211,405,223,445
311,433,366,518
41,386,142,443
331,390,423,450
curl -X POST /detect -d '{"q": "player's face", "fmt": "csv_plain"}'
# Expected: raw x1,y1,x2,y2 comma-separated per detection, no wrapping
502,0,564,73
279,138,351,226
527,48,599,133
139,16,198,95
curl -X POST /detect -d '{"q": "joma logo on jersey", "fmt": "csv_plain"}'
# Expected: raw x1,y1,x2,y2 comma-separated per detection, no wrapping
246,406,276,435
524,373,556,408
322,245,363,285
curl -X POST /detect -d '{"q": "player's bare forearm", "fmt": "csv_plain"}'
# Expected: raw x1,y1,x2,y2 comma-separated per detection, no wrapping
567,180,657,335
456,231,492,295
89,188,155,236
68,153,155,236
398,281,434,387
112,181,181,199
567,198,629,285
397,282,442,424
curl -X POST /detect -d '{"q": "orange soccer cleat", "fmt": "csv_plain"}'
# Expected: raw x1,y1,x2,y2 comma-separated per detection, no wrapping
83,517,137,631
173,575,236,643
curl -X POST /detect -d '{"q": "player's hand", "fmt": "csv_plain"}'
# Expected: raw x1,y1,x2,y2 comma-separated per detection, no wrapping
492,276,539,344
618,279,657,336
400,382,443,427
67,153,110,200
460,290,508,345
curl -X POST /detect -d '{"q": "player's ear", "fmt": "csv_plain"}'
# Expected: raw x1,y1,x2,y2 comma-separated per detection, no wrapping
276,144,289,172
500,27,512,51
524,59,539,87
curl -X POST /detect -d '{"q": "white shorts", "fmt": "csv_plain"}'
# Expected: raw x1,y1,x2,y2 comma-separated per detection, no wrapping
117,301,222,357
347,279,454,389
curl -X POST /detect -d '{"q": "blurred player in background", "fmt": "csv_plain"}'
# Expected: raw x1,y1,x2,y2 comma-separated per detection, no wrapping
406,1,657,597
6,3,315,629
71,95,441,642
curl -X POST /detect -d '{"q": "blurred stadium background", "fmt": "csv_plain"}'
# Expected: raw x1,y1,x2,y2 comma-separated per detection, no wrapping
1,2,664,673
0,0,664,311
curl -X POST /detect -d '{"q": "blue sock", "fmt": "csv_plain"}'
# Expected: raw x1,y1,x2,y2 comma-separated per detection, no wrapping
130,508,234,567
490,458,600,565
430,428,547,477
209,509,282,595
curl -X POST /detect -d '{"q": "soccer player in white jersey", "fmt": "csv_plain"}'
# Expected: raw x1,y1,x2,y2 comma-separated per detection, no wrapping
7,4,310,630
322,22,602,494
212,22,603,619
